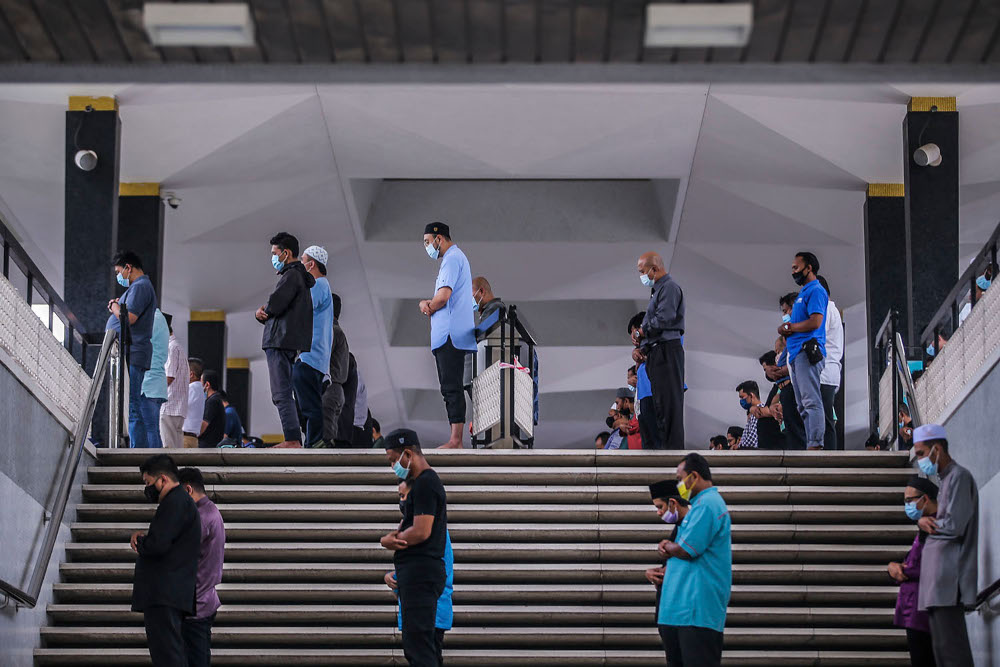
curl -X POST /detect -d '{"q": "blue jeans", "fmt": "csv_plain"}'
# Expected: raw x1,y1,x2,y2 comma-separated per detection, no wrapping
139,396,166,448
127,365,148,448
789,352,826,449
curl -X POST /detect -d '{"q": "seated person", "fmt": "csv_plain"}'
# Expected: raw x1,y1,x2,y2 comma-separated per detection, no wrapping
725,426,744,450
595,432,611,450
708,435,727,451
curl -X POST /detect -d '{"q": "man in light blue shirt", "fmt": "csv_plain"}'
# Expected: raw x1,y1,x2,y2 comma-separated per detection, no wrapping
657,452,732,667
420,222,476,449
292,245,333,448
778,251,828,450
138,309,169,448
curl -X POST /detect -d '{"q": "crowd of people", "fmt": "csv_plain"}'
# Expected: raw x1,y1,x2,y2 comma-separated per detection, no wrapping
599,250,847,451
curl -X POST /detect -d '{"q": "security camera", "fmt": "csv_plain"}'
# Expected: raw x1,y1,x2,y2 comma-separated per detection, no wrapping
914,143,942,167
163,192,181,209
74,149,98,171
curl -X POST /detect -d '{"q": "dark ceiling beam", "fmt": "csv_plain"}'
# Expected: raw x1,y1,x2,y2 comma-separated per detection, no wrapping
0,0,60,61
285,0,333,62
874,0,905,63
810,0,863,63
538,0,572,62
0,5,27,61
916,0,971,63
908,0,942,62
845,0,897,62
394,0,434,62
317,0,366,63
572,0,608,62
98,0,155,62
503,0,535,62
31,0,95,62
468,0,503,62
948,2,1000,63
248,0,301,62
430,0,468,62
776,0,825,62
356,0,401,62
985,22,1000,63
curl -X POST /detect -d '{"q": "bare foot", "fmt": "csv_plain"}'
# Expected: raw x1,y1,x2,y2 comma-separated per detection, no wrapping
273,440,303,449
437,423,465,449
437,440,464,449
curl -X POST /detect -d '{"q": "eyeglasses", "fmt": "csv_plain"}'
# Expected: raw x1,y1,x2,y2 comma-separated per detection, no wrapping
904,495,924,503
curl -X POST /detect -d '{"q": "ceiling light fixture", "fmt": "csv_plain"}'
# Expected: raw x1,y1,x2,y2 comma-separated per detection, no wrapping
143,2,255,47
644,2,753,48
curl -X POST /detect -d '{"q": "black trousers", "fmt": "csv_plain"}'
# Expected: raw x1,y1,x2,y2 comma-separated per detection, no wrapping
645,340,684,449
143,605,186,667
928,606,975,667
906,628,937,667
638,396,661,450
292,360,325,447
352,411,374,448
435,628,446,665
658,625,723,667
820,383,839,450
399,577,446,667
778,381,806,450
433,337,468,425
182,613,215,667
321,381,345,443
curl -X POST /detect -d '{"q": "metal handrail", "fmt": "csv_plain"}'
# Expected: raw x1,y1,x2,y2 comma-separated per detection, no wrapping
870,309,923,449
975,577,1000,612
0,329,118,608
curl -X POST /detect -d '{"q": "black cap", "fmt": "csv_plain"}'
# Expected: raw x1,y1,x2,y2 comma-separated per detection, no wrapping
385,428,420,451
907,475,939,501
649,479,687,504
424,222,449,237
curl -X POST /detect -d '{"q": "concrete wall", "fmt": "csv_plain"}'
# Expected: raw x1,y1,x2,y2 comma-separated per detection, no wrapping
0,360,93,666
941,358,1000,666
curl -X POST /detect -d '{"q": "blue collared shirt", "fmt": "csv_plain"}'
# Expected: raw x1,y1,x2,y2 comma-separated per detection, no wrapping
786,279,828,363
105,274,157,369
299,276,333,374
636,363,652,401
657,486,732,632
141,309,169,400
430,245,476,351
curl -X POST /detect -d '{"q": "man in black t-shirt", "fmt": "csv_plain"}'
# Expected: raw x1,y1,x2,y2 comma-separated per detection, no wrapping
380,429,448,666
198,370,226,448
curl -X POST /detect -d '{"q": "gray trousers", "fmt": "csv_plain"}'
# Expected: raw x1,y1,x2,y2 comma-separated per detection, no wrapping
322,382,345,443
265,348,300,442
788,352,825,449
820,383,839,450
928,606,974,667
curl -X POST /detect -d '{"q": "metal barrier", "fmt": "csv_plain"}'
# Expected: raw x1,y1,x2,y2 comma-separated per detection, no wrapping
871,310,922,449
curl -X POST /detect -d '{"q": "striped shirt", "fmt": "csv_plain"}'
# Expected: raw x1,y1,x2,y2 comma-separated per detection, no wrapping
162,335,188,418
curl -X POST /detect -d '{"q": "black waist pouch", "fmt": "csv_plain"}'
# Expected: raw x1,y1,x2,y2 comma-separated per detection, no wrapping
804,338,824,365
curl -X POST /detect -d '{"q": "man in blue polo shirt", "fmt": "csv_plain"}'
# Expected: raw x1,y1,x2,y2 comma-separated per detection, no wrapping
778,251,828,450
656,452,732,667
106,250,158,448
420,222,476,449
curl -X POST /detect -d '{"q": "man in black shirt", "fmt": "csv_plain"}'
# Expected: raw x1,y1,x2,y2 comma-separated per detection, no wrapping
130,454,201,667
198,370,226,448
380,429,448,666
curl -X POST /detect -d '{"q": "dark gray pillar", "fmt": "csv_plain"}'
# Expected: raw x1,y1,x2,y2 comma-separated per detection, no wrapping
188,311,227,382
64,96,120,446
118,183,165,302
864,183,906,433
225,358,251,436
904,97,959,345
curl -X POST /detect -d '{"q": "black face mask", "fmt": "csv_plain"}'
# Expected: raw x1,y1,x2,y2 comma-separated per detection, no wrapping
620,407,632,418
792,270,807,286
144,482,160,503
399,501,407,515
606,415,616,428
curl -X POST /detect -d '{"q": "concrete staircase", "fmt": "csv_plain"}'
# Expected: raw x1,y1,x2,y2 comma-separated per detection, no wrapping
36,449,916,666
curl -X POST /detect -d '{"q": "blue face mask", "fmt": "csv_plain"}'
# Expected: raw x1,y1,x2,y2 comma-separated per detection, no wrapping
392,455,410,480
739,398,751,411
781,313,791,324
977,275,991,291
640,272,654,288
916,446,938,476
271,253,285,272
425,241,440,260
926,344,936,357
904,501,923,521
116,271,130,288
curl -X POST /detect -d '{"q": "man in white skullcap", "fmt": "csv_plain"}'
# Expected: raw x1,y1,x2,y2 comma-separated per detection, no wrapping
293,245,334,448
912,423,979,667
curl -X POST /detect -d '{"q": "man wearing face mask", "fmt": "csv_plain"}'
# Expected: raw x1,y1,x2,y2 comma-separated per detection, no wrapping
256,232,315,448
292,245,333,448
656,453,731,667
735,380,761,449
608,387,641,450
380,429,449,666
778,252,828,450
420,223,476,449
106,251,158,447
888,476,939,667
197,370,226,448
129,455,201,667
633,252,685,450
646,482,690,626
776,295,806,450
913,425,979,667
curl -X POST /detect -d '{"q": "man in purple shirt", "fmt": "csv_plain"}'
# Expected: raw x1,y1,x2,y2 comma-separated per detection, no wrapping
887,475,939,667
178,468,226,667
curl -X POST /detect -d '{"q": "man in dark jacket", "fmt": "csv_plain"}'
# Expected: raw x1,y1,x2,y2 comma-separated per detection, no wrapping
318,293,350,448
335,353,359,448
256,232,315,448
130,454,201,667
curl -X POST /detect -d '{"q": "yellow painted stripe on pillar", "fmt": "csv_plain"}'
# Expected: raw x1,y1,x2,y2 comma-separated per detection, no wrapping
867,183,904,197
907,97,957,112
69,96,118,111
190,310,226,322
261,434,284,445
119,183,160,197
226,358,250,369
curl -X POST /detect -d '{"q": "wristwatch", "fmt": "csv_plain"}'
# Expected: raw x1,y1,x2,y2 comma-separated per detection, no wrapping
783,323,791,332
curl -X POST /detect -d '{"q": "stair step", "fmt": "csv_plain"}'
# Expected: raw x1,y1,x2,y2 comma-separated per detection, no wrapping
73,503,911,524
35,647,914,666
87,466,913,486
40,624,906,648
63,541,910,564
94,448,911,469
69,522,917,545
45,604,897,627
80,484,903,505
60,561,899,585
51,583,900,606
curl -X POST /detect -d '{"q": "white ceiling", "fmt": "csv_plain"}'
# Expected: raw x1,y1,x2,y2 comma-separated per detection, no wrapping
2,81,1000,448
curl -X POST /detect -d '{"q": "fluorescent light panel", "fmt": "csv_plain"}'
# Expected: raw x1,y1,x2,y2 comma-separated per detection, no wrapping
644,3,753,48
143,2,255,47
